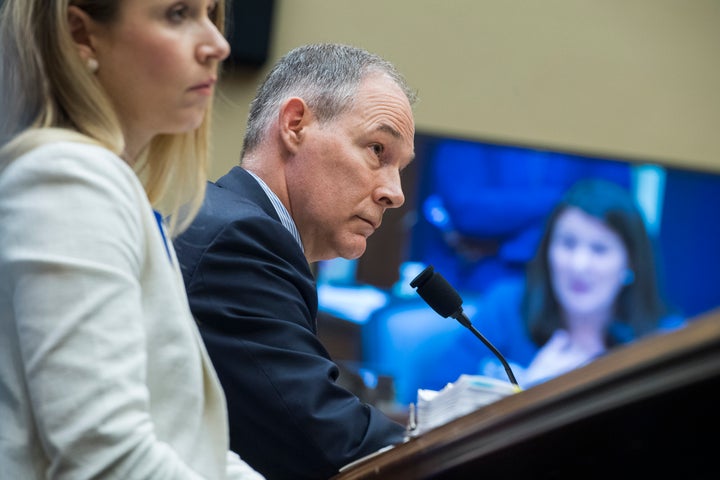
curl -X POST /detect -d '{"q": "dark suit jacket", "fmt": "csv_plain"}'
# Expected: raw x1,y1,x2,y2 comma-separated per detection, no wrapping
174,167,405,480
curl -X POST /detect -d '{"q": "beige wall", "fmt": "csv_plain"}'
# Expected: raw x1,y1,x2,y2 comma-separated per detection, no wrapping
210,0,720,180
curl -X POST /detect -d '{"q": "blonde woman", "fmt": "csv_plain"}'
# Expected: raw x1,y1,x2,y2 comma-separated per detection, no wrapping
0,1,262,478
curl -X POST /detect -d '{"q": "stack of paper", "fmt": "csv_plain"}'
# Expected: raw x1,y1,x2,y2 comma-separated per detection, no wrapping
410,374,519,436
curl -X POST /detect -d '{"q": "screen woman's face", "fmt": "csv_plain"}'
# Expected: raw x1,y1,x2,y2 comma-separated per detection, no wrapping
548,207,629,321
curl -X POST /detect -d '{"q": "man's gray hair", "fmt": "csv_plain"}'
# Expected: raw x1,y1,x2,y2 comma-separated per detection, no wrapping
241,43,417,157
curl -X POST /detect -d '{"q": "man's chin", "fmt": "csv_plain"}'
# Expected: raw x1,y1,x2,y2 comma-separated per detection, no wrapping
340,242,367,260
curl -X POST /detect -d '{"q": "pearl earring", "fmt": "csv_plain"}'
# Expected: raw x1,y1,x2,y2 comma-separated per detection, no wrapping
87,58,99,74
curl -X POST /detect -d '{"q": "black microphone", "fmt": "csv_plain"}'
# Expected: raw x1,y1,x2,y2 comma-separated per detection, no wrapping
410,265,520,389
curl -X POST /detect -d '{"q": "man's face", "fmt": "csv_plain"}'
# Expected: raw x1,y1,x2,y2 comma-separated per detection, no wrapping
286,73,415,262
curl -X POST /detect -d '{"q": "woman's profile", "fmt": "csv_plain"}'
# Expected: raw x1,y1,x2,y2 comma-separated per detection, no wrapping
0,1,263,478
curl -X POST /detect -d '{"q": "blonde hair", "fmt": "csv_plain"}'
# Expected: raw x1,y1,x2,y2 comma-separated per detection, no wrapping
0,0,225,235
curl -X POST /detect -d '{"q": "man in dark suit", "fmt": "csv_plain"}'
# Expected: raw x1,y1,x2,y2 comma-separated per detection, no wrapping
173,43,417,480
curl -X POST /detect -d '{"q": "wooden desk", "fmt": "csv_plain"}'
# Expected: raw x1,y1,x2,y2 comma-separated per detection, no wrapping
333,308,720,479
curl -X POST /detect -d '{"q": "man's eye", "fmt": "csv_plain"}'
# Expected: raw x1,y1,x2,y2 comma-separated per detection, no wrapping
371,144,384,157
168,5,189,23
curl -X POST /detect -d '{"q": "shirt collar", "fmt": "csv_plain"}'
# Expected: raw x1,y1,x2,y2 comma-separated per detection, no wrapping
246,170,304,253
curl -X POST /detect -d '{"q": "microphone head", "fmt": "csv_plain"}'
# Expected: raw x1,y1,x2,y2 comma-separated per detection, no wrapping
409,265,463,318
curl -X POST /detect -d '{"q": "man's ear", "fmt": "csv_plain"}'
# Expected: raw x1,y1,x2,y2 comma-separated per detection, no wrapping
279,97,312,154
67,5,96,63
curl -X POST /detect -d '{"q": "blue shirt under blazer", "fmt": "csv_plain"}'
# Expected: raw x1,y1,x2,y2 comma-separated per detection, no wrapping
173,167,405,480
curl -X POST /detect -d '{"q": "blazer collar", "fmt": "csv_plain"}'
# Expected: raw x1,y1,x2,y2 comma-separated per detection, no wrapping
215,166,280,221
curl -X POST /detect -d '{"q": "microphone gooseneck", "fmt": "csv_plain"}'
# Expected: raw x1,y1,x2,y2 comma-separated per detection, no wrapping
410,265,520,389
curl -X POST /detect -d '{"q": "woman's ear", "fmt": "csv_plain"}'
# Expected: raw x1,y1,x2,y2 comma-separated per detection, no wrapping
67,6,96,65
279,97,312,154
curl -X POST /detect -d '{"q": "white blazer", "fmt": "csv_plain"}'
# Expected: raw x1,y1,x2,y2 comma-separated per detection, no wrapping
0,142,263,479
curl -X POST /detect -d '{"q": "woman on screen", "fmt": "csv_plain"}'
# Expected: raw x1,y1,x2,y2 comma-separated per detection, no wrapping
465,178,684,387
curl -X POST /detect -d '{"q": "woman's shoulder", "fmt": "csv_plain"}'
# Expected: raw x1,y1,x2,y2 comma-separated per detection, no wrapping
16,139,123,168
0,134,148,226
2,135,137,194
2,128,125,171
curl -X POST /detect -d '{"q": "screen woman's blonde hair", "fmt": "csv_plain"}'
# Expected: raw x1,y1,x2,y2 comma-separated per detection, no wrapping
0,0,227,235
